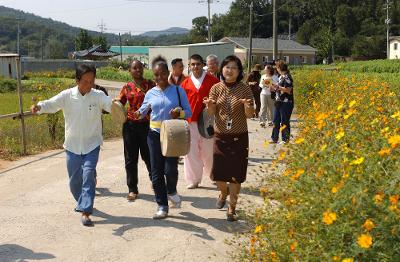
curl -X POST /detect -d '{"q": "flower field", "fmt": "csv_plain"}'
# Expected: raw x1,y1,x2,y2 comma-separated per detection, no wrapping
240,64,400,261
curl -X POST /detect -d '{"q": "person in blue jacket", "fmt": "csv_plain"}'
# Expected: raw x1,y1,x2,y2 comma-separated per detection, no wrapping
136,55,192,219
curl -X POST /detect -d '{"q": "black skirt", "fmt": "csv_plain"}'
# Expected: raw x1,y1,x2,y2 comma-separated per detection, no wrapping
211,132,249,183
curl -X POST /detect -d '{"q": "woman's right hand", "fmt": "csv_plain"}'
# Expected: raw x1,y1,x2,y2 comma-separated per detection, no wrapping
30,105,41,114
203,97,216,109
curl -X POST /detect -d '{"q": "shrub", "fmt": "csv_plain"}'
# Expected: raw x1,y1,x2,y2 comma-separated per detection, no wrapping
240,69,400,261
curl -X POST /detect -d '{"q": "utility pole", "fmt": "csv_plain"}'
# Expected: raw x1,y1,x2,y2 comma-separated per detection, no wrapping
247,0,254,73
272,0,278,60
98,19,107,33
385,0,391,59
288,17,291,40
40,32,44,60
17,18,21,55
199,0,219,42
119,33,123,62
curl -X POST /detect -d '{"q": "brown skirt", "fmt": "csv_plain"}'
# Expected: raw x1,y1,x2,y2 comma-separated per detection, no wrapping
210,132,249,183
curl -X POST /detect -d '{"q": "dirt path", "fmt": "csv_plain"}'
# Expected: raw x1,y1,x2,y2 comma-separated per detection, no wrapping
0,117,292,262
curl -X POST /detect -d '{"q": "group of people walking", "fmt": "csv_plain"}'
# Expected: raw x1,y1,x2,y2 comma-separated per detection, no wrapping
247,60,294,144
30,53,293,226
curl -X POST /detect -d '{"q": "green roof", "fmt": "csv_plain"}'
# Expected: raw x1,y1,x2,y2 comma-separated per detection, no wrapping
109,46,149,55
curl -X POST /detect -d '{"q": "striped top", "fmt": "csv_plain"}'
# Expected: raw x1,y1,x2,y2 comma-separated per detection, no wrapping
209,81,254,135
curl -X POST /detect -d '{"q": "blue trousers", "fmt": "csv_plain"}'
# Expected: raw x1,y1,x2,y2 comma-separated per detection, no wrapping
271,101,294,142
66,146,100,214
147,130,178,212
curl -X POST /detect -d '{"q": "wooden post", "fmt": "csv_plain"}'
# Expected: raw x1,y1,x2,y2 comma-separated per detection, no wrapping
16,56,27,155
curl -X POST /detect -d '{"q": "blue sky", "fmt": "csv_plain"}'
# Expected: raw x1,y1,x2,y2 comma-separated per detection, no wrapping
0,0,234,34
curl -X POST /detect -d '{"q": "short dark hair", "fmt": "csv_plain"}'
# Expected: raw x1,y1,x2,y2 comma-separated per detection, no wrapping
189,54,204,64
219,55,244,83
128,59,143,68
265,65,275,76
76,64,96,80
171,58,183,65
151,55,169,72
276,62,289,73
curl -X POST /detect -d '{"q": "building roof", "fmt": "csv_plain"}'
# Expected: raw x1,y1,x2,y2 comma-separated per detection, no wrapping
390,36,400,42
219,37,317,52
73,45,119,59
0,53,19,57
109,46,149,55
150,42,233,48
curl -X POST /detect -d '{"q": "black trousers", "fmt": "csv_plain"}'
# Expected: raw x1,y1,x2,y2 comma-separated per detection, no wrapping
123,121,152,194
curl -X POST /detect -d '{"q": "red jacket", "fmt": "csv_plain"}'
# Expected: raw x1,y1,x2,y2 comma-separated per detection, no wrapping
181,73,219,123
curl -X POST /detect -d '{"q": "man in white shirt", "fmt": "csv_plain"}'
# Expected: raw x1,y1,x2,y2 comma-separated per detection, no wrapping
31,64,112,226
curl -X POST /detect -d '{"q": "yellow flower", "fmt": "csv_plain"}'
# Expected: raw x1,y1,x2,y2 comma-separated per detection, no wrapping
282,169,291,176
349,100,356,108
350,157,364,165
333,256,340,261
389,195,399,205
342,258,354,262
290,241,298,252
278,150,286,161
374,192,384,204
320,144,328,151
390,111,400,120
294,137,305,144
291,169,305,180
363,219,376,231
323,211,337,225
254,225,263,234
336,130,345,140
357,233,373,249
388,135,400,149
378,147,391,156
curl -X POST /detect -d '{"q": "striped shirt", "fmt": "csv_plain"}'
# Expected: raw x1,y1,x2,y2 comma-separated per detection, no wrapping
209,81,254,134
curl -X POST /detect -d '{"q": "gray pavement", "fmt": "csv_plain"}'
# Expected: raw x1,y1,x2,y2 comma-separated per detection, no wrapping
0,117,286,262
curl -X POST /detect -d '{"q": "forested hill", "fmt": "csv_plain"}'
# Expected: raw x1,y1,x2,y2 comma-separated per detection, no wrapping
0,5,120,58
191,0,400,61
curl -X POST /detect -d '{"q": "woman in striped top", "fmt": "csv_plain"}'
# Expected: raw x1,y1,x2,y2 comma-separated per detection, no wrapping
204,55,254,221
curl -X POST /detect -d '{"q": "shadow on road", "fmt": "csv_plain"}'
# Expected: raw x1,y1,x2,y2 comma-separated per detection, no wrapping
0,244,55,262
92,208,248,241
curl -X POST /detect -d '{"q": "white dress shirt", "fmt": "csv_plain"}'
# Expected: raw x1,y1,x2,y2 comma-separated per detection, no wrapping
37,86,112,155
190,71,207,90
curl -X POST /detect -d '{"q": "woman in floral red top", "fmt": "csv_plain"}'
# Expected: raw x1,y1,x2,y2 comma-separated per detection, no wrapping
117,60,154,201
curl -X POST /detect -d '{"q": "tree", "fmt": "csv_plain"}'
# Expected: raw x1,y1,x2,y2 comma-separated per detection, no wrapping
93,35,108,50
189,16,208,43
75,29,92,50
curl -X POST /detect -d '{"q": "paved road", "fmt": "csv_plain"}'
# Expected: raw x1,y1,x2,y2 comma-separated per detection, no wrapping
0,114,288,261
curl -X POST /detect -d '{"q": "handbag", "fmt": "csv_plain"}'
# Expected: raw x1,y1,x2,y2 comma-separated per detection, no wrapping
197,108,215,139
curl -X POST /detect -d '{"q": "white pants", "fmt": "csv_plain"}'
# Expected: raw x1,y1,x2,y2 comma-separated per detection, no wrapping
184,122,214,184
260,93,275,123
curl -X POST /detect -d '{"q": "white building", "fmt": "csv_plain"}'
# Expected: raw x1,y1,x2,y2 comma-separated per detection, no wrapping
0,53,19,79
389,36,400,59
149,42,235,73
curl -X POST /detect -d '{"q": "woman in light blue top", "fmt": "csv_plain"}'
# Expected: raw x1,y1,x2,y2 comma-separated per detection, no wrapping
136,55,192,219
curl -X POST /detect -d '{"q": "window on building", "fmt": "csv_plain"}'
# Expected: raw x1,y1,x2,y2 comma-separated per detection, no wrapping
301,56,307,63
262,56,269,63
283,56,290,63
395,43,398,50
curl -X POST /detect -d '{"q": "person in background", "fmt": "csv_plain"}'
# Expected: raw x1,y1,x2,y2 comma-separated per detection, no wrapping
270,62,294,144
136,56,192,219
204,55,254,222
205,54,221,79
246,64,262,119
116,60,153,201
168,58,187,86
180,54,219,189
259,64,279,127
30,64,112,226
